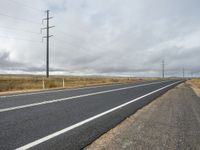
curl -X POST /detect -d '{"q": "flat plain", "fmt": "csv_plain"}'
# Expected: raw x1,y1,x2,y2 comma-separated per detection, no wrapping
0,74,158,93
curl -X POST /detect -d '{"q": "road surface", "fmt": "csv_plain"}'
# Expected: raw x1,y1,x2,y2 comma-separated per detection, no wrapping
0,79,182,150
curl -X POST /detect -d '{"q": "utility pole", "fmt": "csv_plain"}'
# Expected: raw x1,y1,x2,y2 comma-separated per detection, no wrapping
162,60,165,78
183,68,185,78
41,10,54,78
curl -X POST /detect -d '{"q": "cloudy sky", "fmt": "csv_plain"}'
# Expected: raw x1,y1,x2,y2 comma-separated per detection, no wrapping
0,0,200,77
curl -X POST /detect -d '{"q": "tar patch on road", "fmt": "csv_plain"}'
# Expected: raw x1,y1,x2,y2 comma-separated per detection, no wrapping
85,83,200,150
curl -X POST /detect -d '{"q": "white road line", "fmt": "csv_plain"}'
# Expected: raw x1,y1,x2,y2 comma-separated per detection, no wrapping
0,80,173,113
16,80,182,150
0,83,125,98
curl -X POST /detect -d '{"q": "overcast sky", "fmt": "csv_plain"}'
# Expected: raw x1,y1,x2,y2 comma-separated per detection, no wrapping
0,0,200,77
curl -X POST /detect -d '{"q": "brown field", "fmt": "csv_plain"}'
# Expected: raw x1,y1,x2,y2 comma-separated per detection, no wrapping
187,78,200,96
0,74,159,93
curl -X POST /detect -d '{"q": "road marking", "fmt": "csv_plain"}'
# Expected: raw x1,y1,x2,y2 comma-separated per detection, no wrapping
16,80,182,150
0,83,126,98
0,80,173,113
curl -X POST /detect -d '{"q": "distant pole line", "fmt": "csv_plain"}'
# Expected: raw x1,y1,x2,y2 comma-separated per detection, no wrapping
41,10,55,78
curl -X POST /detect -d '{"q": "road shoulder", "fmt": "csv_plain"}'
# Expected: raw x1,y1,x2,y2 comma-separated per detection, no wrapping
85,83,200,150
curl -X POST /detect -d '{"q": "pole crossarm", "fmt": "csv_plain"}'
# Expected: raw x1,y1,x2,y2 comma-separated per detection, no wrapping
41,26,55,34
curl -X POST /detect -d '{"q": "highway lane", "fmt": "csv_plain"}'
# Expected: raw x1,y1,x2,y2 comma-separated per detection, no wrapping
0,79,183,150
0,80,168,110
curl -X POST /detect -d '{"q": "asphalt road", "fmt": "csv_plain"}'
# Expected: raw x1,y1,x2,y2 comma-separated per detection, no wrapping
0,79,183,150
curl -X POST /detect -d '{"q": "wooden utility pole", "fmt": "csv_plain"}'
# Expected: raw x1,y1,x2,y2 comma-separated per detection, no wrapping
41,10,54,78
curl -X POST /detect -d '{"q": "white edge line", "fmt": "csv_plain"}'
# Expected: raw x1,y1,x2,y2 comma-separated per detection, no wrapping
0,82,129,98
16,80,182,150
0,80,173,113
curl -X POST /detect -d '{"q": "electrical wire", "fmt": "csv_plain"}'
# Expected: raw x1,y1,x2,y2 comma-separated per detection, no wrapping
0,26,40,35
0,35,43,43
56,29,85,43
55,29,117,53
7,0,44,13
0,12,41,25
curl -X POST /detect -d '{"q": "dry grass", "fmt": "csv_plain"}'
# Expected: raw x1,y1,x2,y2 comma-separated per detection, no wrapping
0,74,159,93
187,78,200,97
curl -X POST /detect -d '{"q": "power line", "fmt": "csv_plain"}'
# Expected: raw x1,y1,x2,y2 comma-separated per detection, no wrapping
56,29,86,43
51,43,81,52
53,38,84,49
56,29,122,54
52,38,102,56
0,35,42,43
0,26,40,35
0,12,41,25
7,0,43,13
53,35,116,55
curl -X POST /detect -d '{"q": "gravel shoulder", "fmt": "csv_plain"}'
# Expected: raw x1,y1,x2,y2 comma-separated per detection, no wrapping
85,83,200,150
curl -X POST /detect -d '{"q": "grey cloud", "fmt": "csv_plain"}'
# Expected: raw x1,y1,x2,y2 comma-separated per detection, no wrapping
0,50,65,72
0,0,200,77
0,50,22,68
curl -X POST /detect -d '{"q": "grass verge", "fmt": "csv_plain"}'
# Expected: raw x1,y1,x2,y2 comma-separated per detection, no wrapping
187,78,200,96
0,74,158,93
